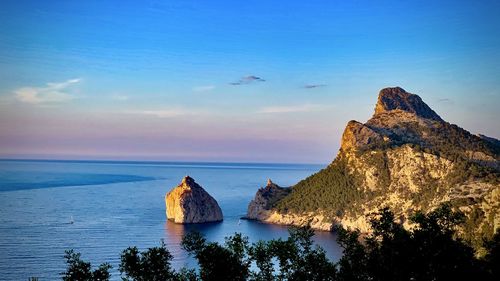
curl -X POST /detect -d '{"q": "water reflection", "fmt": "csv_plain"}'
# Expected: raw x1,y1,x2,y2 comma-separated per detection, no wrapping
164,219,226,268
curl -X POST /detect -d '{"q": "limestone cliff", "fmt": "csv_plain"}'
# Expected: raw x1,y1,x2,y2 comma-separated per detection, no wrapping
165,176,223,223
248,87,499,248
246,179,290,219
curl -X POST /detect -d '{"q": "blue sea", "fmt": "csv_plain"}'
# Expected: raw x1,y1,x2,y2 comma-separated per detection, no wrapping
0,159,343,280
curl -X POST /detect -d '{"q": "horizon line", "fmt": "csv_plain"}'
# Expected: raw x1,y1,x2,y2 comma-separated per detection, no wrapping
0,157,328,167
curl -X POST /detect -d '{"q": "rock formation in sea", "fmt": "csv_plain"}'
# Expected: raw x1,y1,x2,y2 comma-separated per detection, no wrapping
165,176,223,223
247,87,500,247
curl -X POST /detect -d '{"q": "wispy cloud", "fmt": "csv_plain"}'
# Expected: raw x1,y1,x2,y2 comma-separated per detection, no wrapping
124,109,188,118
258,104,325,114
193,85,215,92
14,78,81,104
303,84,326,89
112,94,129,101
230,75,266,85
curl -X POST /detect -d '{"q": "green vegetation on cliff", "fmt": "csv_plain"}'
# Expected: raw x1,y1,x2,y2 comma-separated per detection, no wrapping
274,155,363,217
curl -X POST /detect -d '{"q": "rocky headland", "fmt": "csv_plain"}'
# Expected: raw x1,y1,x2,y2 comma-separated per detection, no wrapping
247,87,500,248
165,176,223,223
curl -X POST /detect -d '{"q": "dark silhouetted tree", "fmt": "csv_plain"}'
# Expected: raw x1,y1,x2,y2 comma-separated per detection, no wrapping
336,203,487,281
281,225,336,281
335,227,368,281
482,231,500,280
409,203,479,281
119,240,176,281
61,249,111,281
182,232,250,281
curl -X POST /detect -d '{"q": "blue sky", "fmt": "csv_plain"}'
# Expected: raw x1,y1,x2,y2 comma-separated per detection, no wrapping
0,0,499,163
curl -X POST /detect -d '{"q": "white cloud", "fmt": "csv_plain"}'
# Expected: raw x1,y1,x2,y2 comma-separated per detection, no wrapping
14,78,81,104
258,104,325,114
193,85,215,92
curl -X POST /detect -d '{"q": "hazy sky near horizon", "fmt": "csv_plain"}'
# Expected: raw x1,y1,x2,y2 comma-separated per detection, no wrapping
0,0,499,163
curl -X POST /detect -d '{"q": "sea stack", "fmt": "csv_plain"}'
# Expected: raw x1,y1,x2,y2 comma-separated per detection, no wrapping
165,176,223,223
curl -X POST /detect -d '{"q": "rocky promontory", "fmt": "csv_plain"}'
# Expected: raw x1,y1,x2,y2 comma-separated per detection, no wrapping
246,179,290,220
246,179,336,231
165,176,223,223
246,87,500,247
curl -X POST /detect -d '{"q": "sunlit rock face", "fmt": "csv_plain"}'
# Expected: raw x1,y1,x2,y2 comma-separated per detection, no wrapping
165,176,223,223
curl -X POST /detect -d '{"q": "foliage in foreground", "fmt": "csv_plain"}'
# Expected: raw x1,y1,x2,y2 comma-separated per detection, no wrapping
61,250,111,281
61,204,499,281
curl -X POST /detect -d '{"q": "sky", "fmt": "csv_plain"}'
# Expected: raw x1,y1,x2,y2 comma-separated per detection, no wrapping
0,0,499,163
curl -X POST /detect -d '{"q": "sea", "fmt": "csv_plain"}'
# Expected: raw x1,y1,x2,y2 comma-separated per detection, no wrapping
0,159,343,280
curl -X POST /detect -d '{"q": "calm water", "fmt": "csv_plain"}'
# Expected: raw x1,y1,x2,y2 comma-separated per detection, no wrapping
0,159,342,280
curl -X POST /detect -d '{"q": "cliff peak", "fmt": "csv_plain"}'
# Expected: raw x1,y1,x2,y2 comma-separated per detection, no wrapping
181,175,195,186
374,87,443,121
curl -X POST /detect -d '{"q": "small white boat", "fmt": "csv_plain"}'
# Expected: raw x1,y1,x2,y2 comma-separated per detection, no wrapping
69,216,74,224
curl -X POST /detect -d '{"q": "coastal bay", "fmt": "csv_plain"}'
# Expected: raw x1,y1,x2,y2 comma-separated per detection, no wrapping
0,159,342,280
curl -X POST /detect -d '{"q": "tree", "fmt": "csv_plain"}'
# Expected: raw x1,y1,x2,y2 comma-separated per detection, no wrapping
409,204,477,281
336,203,486,281
61,249,111,281
182,232,250,281
363,208,413,281
280,225,336,281
119,240,177,281
181,225,335,281
247,240,274,281
482,231,500,280
335,227,368,281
